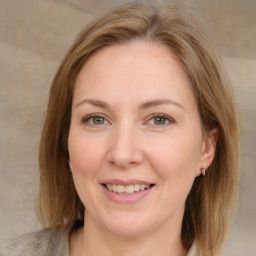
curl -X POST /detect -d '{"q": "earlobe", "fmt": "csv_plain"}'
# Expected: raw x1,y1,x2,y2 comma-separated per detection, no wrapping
68,160,73,171
197,128,219,175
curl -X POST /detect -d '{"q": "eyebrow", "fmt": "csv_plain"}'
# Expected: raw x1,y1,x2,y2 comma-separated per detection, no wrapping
75,99,111,110
139,99,184,110
75,98,184,110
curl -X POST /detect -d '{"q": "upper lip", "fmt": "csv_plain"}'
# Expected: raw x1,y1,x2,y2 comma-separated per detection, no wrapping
101,179,153,186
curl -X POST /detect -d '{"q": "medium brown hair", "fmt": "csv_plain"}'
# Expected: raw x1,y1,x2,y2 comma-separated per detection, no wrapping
38,1,240,255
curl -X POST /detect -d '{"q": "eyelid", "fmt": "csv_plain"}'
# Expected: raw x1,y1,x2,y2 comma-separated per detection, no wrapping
145,113,175,125
81,112,175,127
82,113,111,125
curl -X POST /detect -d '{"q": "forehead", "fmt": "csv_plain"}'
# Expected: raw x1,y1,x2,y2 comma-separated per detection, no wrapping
73,40,196,109
79,40,187,80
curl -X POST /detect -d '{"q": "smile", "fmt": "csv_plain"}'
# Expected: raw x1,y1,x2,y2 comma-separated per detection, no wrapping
105,184,152,194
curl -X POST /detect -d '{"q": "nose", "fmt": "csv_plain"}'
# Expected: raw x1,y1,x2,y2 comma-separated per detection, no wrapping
106,125,144,169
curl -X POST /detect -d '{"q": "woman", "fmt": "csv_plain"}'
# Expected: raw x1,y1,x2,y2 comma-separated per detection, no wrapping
0,1,240,256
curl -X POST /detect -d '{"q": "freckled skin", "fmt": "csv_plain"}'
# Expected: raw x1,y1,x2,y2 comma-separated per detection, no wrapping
68,41,215,251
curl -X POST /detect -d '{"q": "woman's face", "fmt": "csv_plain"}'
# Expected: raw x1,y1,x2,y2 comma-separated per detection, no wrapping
68,41,214,237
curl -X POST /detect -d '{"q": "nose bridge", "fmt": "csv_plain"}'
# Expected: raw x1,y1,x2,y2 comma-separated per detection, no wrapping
107,120,143,168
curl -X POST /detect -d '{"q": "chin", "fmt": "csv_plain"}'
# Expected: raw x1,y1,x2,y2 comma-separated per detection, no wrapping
107,223,150,238
102,212,155,237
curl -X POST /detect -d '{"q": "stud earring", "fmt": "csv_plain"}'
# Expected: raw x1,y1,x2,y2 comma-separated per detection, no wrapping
69,163,73,171
201,168,206,176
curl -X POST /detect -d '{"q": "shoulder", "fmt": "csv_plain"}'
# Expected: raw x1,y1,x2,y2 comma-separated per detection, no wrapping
0,227,69,256
187,242,200,256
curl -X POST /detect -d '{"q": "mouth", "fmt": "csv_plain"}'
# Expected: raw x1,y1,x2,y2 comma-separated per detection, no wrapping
103,184,155,194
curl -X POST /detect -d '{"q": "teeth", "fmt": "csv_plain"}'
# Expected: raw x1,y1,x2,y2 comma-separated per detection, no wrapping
125,185,134,194
117,185,125,193
106,184,151,194
134,184,140,192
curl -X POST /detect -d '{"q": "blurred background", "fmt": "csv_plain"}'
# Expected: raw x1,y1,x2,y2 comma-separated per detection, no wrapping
0,0,255,255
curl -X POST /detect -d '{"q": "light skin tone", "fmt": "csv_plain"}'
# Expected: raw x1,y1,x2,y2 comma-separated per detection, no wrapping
68,40,218,256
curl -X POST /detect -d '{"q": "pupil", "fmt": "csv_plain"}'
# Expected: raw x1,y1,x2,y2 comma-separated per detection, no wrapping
155,117,165,125
93,117,104,125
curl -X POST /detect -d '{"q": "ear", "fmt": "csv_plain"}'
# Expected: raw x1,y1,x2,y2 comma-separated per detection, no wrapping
196,128,219,176
68,160,73,171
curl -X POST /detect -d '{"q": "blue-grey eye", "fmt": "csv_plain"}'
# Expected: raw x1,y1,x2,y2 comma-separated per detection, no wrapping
147,114,173,126
153,117,167,125
91,116,105,125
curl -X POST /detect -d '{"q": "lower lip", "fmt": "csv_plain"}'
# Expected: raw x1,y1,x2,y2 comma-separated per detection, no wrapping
102,185,154,204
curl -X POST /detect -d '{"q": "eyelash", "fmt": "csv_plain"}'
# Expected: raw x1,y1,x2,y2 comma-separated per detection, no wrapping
82,113,109,126
146,113,175,126
81,113,175,127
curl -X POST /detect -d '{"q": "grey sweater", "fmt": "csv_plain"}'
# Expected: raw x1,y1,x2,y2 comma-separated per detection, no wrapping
0,228,198,256
0,228,69,256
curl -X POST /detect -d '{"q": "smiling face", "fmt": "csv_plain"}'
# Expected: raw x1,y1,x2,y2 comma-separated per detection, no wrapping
68,41,213,238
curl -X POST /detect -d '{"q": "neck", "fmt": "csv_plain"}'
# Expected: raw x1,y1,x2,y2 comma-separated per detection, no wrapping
70,213,187,256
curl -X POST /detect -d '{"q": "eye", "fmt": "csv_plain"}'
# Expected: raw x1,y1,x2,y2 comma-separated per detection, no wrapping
147,114,174,126
91,116,106,125
82,114,109,126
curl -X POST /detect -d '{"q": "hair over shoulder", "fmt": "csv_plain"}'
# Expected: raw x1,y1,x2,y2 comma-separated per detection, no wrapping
38,1,240,255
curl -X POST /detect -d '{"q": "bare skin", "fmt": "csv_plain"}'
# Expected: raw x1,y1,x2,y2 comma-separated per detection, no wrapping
68,41,218,256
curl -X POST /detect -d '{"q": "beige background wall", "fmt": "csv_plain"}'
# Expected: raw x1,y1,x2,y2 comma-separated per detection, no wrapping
0,0,255,255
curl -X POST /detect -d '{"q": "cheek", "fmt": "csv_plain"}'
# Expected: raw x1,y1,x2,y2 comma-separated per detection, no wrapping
68,132,106,206
68,132,106,175
146,135,202,184
147,139,201,210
